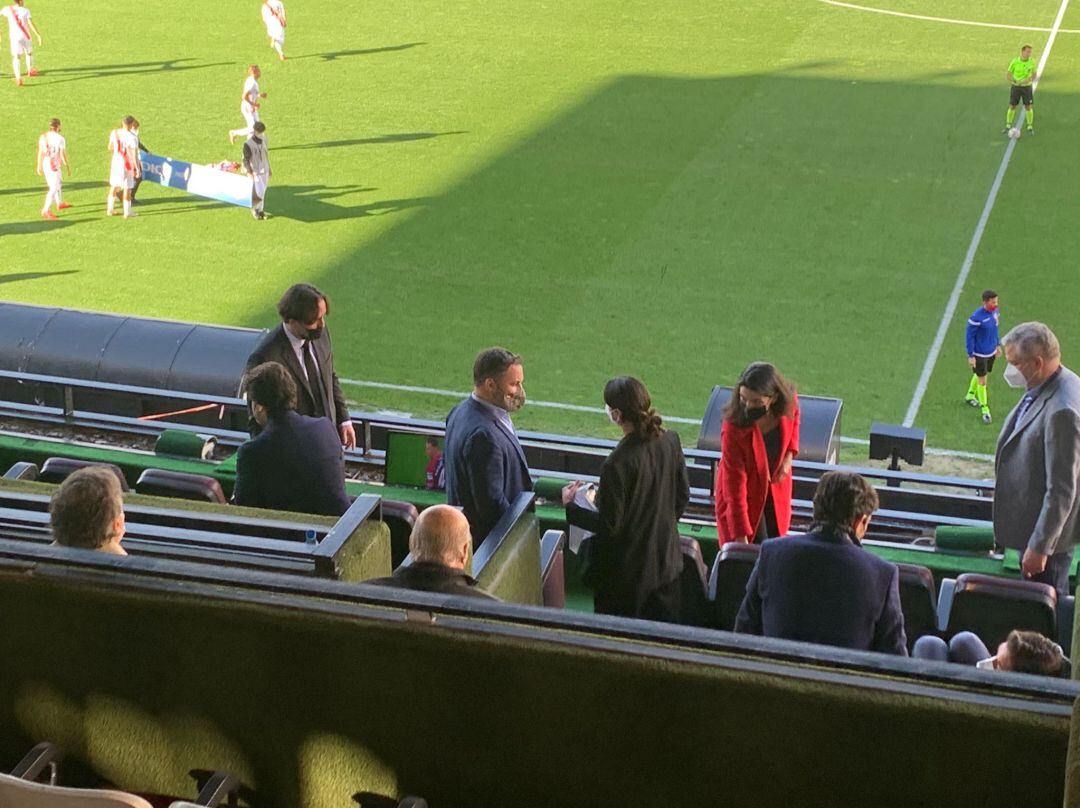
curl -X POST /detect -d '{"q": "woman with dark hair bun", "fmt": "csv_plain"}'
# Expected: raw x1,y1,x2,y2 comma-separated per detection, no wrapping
714,362,800,545
564,376,690,622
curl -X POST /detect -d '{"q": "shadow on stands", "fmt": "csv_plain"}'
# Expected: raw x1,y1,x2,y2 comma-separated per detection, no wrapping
291,43,426,61
271,131,467,152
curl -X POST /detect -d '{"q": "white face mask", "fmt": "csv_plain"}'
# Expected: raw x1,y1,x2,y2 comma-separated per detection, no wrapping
1004,362,1028,389
605,404,620,425
975,657,996,670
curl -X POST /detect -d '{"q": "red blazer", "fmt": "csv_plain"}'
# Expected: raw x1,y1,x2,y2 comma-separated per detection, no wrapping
714,395,800,544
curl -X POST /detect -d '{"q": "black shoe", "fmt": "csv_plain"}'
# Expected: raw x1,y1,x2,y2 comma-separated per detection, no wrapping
1026,127,1035,135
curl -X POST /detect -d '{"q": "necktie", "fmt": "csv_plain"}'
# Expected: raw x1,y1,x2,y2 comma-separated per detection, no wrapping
303,341,327,419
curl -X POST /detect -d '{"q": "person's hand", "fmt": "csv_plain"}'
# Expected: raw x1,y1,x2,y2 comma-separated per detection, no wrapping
260,92,268,98
731,536,751,544
1022,547,1048,580
35,167,42,176
772,453,793,484
339,420,357,450
561,481,584,506
968,356,976,370
995,346,1003,357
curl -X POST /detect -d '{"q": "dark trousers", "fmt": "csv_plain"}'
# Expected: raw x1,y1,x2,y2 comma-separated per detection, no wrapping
1030,547,1074,597
753,494,779,543
913,632,991,666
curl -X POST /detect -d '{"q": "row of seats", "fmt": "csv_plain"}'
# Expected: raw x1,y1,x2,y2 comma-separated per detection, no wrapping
707,542,1073,655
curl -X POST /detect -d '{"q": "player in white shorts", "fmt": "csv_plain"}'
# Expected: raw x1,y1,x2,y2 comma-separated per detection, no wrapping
107,116,140,219
1,0,42,87
36,117,70,220
261,0,286,61
229,64,267,143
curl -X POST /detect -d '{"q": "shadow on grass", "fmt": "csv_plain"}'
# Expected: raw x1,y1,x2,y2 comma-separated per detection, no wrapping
271,131,466,152
0,181,104,199
264,185,430,223
0,270,78,284
0,220,80,237
36,58,235,86
290,43,425,61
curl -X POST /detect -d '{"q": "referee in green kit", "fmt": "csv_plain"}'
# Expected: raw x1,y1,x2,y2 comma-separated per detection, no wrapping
1004,45,1038,135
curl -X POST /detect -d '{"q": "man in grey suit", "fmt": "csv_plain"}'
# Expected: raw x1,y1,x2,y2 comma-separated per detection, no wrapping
995,322,1080,594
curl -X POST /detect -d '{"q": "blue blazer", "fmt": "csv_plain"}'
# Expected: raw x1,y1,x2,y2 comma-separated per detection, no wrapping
444,397,533,545
735,528,908,656
234,410,351,516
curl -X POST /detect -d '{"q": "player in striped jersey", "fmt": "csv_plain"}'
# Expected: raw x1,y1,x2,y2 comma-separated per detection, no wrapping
261,0,286,61
964,290,1001,424
36,118,70,219
1,0,42,86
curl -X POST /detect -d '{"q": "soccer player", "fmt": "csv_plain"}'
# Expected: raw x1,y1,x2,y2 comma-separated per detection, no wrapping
36,117,70,220
1,0,42,87
243,120,271,220
106,116,140,219
1004,45,1037,136
129,118,150,204
964,290,1001,424
261,0,286,61
229,65,267,144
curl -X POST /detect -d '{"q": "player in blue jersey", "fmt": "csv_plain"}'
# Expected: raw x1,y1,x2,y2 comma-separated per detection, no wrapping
964,290,1001,424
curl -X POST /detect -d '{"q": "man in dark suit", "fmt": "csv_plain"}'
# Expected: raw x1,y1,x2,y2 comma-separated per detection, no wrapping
994,322,1080,595
233,361,351,516
366,504,497,600
735,471,907,656
245,282,356,449
444,347,533,547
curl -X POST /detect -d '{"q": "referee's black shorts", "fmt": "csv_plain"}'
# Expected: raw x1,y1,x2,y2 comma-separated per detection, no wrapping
1010,85,1034,106
973,355,996,376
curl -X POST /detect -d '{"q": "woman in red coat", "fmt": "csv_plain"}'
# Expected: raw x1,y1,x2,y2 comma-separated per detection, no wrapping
714,362,800,545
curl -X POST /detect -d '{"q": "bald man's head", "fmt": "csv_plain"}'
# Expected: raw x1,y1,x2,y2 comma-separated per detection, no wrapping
410,504,471,568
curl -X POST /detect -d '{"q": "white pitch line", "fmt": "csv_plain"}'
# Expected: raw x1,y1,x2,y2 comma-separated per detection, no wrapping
903,0,1070,429
340,378,994,460
816,0,1080,33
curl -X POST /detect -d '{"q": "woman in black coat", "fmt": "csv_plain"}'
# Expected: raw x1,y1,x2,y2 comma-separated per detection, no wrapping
565,376,690,623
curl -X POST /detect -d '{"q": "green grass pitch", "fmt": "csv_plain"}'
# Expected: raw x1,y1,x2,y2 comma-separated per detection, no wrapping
1,0,1079,458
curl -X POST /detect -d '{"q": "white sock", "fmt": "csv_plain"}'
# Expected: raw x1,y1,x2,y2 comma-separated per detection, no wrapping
12,57,20,81
273,41,283,57
24,52,32,72
42,190,55,214
106,191,115,214
123,196,131,217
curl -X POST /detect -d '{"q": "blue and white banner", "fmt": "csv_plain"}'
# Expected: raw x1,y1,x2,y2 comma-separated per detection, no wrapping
139,153,253,208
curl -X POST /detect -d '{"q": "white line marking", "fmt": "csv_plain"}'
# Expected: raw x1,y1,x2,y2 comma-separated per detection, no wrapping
340,378,994,461
903,0,1070,429
817,0,1080,33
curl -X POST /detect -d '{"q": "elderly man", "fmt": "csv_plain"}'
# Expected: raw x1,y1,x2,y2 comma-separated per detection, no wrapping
366,505,497,600
995,322,1080,594
49,467,127,556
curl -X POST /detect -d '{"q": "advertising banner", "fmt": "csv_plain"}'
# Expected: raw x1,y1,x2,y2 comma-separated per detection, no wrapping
139,153,253,208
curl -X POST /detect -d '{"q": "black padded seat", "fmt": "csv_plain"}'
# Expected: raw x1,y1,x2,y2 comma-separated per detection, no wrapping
38,457,129,491
896,563,938,651
708,542,761,631
679,536,710,627
382,499,420,568
135,468,226,504
3,461,39,481
944,573,1057,650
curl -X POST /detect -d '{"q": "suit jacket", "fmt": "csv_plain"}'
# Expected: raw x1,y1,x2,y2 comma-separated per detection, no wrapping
568,430,690,618
715,395,801,543
366,561,498,600
233,410,351,516
994,366,1080,556
245,323,349,434
735,528,908,656
444,396,533,546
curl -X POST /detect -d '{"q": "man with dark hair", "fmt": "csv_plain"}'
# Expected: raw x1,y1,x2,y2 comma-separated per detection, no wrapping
735,471,907,655
243,120,271,220
244,282,356,449
366,505,497,599
424,436,445,491
49,467,127,555
234,361,351,515
914,629,1067,676
964,289,1001,424
444,347,533,546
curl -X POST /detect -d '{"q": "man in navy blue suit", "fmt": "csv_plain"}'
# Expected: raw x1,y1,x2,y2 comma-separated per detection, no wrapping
234,361,352,516
735,471,907,656
445,347,533,547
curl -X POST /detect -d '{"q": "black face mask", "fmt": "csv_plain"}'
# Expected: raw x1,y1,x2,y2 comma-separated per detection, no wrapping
743,404,767,421
304,325,324,341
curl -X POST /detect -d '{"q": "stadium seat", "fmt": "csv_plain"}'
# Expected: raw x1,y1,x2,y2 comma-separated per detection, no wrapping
707,543,761,630
940,573,1057,650
135,468,226,504
38,457,129,491
3,461,39,480
541,529,567,609
382,499,419,567
679,536,710,627
1,742,239,807
896,563,938,651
